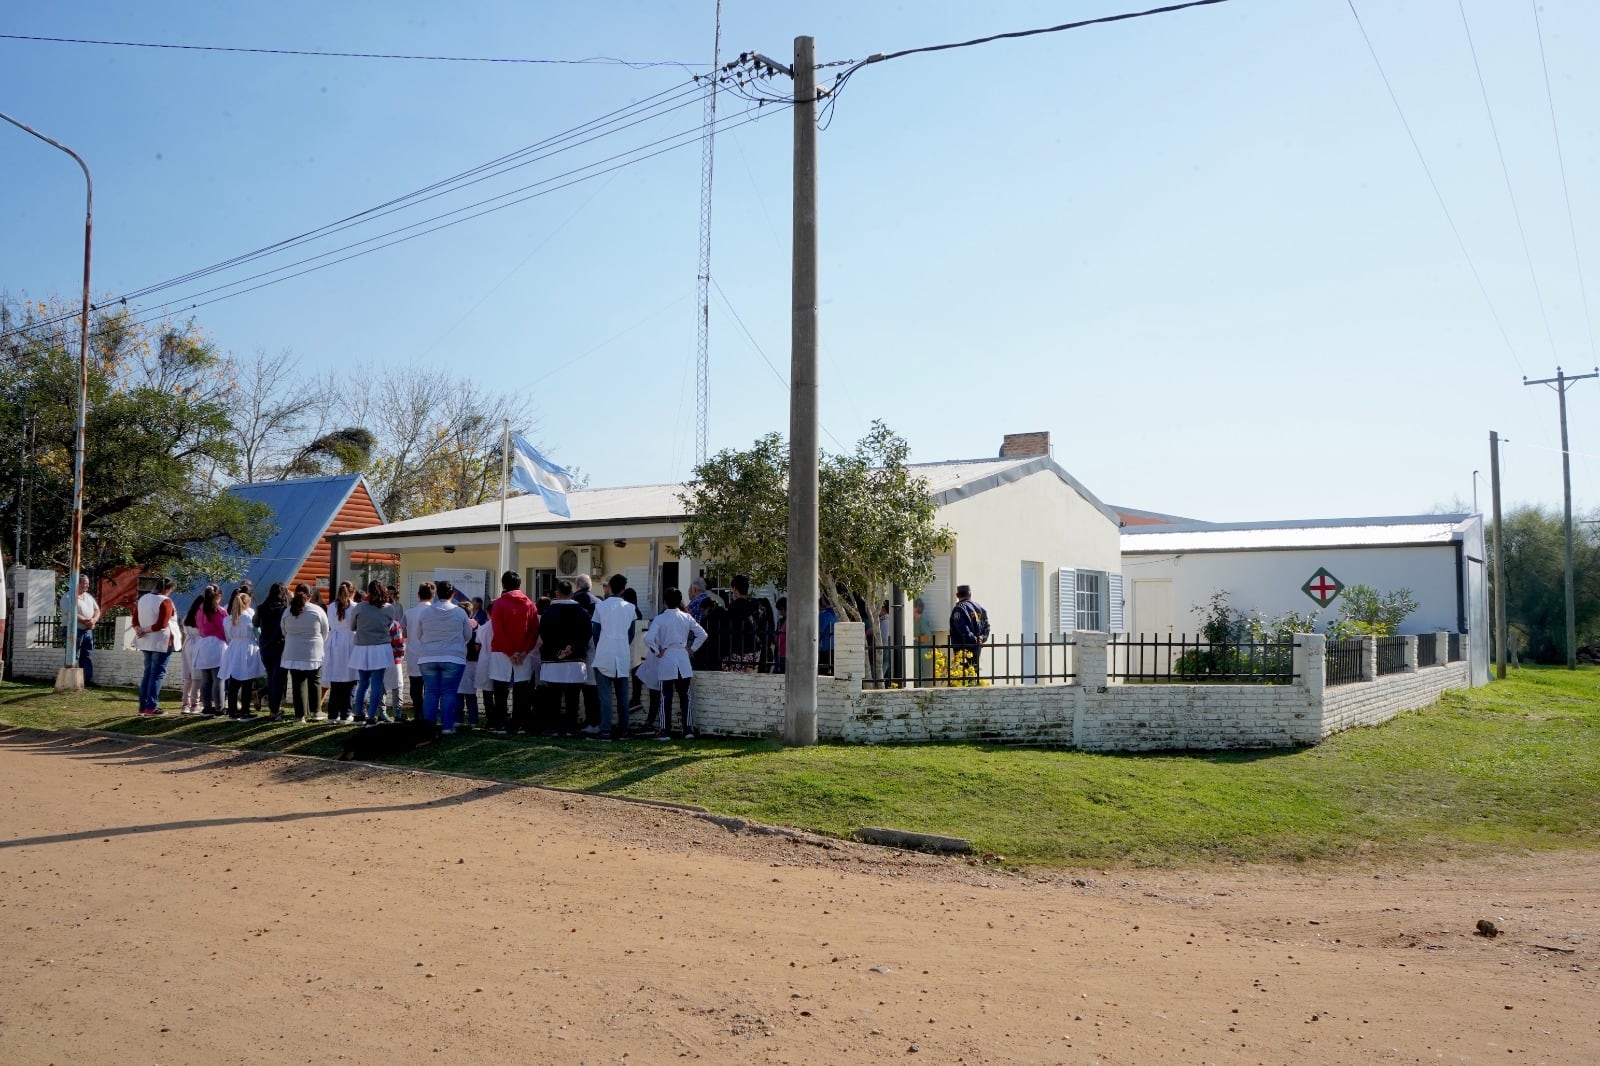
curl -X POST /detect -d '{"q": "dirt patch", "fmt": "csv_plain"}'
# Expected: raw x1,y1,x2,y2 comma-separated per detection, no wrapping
1,728,1595,1063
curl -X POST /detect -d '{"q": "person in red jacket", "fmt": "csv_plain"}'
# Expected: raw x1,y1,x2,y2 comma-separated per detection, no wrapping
487,570,539,732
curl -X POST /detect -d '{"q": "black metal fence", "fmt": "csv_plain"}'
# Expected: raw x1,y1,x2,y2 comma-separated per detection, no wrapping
1447,632,1464,662
1376,635,1408,676
1109,634,1298,684
865,636,1077,687
1325,638,1365,686
1416,632,1438,668
33,615,118,649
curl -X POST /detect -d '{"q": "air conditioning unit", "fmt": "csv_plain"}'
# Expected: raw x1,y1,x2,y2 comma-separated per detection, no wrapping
555,544,600,580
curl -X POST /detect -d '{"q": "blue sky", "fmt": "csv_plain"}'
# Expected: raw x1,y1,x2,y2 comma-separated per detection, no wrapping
3,1,1598,521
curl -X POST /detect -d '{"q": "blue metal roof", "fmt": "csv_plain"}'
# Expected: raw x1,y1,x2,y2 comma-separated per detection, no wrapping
179,474,372,608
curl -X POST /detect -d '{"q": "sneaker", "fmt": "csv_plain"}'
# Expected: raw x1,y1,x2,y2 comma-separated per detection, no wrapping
654,732,672,742
681,731,696,741
441,728,455,735
581,725,600,736
138,707,158,716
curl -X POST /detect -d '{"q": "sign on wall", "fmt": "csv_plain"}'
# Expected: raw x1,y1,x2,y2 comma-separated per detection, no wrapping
1301,567,1344,608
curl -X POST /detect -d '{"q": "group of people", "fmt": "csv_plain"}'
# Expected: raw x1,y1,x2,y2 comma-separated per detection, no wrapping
127,569,715,742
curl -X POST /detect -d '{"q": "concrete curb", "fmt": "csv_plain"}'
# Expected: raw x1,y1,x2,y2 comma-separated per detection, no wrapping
852,826,974,854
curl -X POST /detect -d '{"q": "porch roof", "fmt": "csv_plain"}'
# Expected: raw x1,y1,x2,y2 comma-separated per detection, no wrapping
336,454,1116,543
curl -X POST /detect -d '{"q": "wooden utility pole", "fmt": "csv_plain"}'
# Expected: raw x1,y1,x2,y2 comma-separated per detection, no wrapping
1523,367,1598,669
1489,430,1507,680
784,35,819,745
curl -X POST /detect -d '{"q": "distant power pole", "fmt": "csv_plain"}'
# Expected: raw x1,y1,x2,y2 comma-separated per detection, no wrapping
1523,367,1599,669
1489,430,1507,680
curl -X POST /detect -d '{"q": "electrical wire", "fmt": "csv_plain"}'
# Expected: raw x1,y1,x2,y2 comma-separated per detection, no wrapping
710,277,846,449
1455,0,1558,361
115,81,709,303
1,77,719,340
812,0,1234,124
99,107,785,336
1530,0,1597,363
0,32,703,69
1343,0,1523,371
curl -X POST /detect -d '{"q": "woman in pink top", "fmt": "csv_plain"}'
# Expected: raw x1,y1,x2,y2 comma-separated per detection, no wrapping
190,585,228,716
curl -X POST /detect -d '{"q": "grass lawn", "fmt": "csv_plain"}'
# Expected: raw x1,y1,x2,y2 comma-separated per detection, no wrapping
2,668,1596,867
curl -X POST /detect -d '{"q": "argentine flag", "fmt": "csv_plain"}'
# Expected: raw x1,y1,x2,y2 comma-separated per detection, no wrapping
509,432,573,518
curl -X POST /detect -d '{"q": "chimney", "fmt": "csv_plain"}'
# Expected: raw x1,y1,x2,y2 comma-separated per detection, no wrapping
999,431,1051,458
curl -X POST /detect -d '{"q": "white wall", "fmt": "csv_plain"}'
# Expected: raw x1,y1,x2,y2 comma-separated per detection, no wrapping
938,468,1120,639
1120,544,1466,636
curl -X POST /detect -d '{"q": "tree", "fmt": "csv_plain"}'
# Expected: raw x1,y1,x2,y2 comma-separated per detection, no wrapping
676,421,954,619
230,348,373,482
342,362,539,522
1493,504,1600,663
1328,584,1418,638
0,294,270,574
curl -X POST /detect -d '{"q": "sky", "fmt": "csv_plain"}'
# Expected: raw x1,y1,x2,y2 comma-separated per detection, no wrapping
3,0,1599,523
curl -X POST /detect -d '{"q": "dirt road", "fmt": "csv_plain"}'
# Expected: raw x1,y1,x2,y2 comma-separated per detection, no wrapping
1,728,1595,1064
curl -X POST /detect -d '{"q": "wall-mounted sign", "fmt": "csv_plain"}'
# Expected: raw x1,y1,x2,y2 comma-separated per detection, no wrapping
1301,567,1344,607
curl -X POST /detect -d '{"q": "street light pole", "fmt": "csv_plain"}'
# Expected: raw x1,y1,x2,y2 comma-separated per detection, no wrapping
1,111,94,689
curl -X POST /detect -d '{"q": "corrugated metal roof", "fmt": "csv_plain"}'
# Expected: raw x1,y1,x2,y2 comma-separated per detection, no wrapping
340,456,1108,540
180,474,364,605
1121,514,1476,553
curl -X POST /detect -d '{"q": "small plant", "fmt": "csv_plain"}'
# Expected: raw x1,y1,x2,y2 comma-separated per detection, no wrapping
1328,584,1418,639
930,648,988,687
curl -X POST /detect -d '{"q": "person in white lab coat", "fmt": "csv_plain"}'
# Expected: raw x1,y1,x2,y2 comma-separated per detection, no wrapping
591,574,638,741
645,586,707,741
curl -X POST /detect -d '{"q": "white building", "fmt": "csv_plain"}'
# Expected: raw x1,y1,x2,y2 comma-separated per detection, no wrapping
331,433,1122,643
1120,514,1489,684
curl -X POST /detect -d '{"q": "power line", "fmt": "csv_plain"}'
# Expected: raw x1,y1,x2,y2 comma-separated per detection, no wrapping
1,78,726,340
103,107,783,335
710,277,846,449
1455,0,1558,361
0,32,701,69
115,81,708,303
815,0,1234,122
1530,0,1597,363
1343,0,1523,371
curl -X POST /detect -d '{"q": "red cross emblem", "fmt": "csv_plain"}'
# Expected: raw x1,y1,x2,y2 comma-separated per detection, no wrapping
1301,568,1343,607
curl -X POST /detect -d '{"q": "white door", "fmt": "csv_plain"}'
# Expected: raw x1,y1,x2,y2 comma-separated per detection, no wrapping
1133,579,1174,636
1020,561,1041,683
1131,578,1175,679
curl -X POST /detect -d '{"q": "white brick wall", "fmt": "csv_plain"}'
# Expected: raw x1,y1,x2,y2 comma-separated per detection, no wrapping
1320,662,1469,737
1074,684,1319,751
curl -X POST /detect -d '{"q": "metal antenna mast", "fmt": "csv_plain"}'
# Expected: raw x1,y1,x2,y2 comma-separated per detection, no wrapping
694,0,722,467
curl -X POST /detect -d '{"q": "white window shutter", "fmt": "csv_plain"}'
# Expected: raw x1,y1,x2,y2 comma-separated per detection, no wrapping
924,555,953,631
1108,572,1125,633
1056,567,1077,635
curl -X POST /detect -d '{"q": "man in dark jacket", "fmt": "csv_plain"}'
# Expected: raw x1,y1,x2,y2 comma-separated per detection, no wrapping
949,584,990,680
538,580,592,735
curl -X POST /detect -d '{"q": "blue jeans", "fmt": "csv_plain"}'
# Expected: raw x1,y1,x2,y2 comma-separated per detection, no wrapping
594,669,629,735
139,649,172,711
76,629,95,686
420,661,465,732
355,668,388,721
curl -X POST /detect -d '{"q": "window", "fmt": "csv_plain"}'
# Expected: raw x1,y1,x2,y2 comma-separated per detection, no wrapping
1076,570,1105,632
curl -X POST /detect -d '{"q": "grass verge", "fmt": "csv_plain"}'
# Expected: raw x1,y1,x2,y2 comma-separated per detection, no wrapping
2,668,1596,867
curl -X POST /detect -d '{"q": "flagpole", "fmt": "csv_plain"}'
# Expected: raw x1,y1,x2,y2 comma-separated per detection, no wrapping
498,418,511,578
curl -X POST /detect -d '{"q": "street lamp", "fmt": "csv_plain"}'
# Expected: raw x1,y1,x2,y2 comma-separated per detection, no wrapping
0,111,94,690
